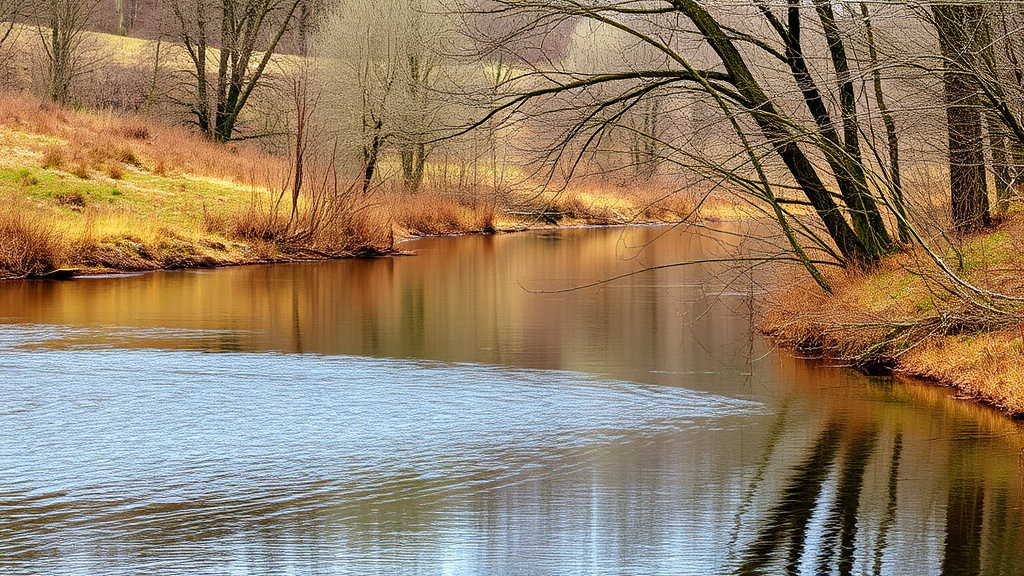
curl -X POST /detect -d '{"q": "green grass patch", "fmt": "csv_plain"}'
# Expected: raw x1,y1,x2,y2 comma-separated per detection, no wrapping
0,167,121,205
917,296,935,313
0,164,260,231
954,230,1018,275
865,268,915,304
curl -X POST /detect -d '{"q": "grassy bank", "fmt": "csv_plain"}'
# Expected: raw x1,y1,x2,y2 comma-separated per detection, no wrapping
761,212,1024,416
0,92,688,279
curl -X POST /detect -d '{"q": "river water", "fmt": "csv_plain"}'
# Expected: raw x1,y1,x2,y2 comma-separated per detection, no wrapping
1,225,1022,575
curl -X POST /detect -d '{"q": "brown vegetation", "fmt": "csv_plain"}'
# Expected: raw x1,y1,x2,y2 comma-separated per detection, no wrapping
392,193,497,236
0,91,685,279
0,92,284,182
761,212,1024,415
0,201,67,276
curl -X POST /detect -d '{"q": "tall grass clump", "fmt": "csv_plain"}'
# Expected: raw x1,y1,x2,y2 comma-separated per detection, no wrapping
393,192,496,236
225,154,396,259
0,201,66,277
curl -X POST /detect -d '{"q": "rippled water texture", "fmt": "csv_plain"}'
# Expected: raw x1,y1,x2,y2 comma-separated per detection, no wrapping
2,226,1024,575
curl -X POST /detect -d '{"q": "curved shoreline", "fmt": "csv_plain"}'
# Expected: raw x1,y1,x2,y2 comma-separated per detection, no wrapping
6,211,1018,422
1,220,683,282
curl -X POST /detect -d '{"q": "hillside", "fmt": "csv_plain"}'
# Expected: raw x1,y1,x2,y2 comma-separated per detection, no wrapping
0,91,689,279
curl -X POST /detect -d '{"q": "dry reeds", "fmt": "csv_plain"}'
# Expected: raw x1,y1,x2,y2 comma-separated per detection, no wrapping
106,160,125,180
901,332,1024,415
40,146,65,170
0,202,66,277
393,193,496,236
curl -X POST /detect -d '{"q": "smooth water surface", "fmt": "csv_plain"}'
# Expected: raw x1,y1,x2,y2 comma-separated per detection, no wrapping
1,226,1023,575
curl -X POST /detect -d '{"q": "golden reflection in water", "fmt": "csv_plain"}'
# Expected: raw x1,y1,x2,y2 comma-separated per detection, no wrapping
0,227,749,377
2,225,1024,574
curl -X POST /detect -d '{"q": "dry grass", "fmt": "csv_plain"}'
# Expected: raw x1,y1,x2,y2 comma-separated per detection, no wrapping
901,331,1024,414
542,181,691,225
0,201,67,276
309,204,394,255
0,91,286,276
761,212,1024,415
0,90,301,276
40,146,66,170
106,160,125,180
382,183,686,237
474,180,692,229
0,91,285,184
391,193,497,236
0,194,240,277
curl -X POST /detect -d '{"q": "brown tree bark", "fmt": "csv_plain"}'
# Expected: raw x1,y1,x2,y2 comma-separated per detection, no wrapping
934,4,991,233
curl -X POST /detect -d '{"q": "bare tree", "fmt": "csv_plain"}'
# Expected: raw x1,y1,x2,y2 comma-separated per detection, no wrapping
859,2,910,243
399,35,431,192
168,0,302,141
295,0,328,57
287,62,322,219
453,0,1024,339
0,0,21,64
990,4,1024,212
460,0,912,291
919,3,1024,221
33,0,102,105
321,0,455,193
952,3,1024,217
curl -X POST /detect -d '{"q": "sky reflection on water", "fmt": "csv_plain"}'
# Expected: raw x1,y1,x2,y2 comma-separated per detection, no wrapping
2,226,1024,575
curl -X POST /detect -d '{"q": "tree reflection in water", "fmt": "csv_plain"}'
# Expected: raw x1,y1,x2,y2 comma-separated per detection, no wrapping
736,418,843,575
872,429,903,576
731,409,1024,575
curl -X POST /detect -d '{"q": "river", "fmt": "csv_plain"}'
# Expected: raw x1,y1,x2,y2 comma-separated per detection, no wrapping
1,225,1022,575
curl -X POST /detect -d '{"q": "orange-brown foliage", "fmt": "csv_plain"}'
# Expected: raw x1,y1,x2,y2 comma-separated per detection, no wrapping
392,193,497,236
0,90,286,184
0,203,67,276
760,215,1024,416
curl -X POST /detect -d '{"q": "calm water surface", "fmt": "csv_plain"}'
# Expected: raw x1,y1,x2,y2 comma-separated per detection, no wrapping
1,226,1023,575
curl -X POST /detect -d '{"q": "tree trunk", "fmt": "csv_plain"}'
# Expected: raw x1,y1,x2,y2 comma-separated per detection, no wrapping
676,0,878,266
400,145,413,186
813,0,893,258
298,0,309,57
362,128,382,195
401,143,427,192
861,2,910,242
412,142,426,191
987,113,1014,215
934,4,991,233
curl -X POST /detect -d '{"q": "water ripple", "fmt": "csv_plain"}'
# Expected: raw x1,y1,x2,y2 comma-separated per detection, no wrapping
0,323,761,574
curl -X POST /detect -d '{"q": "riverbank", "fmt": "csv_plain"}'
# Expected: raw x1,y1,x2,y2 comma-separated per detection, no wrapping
0,92,688,279
14,93,1020,425
761,212,1024,416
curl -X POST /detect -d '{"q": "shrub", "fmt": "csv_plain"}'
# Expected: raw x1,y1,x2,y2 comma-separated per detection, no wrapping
71,161,90,179
54,191,87,209
107,160,125,180
116,148,141,167
41,147,65,170
15,169,38,187
0,204,66,276
122,125,150,140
